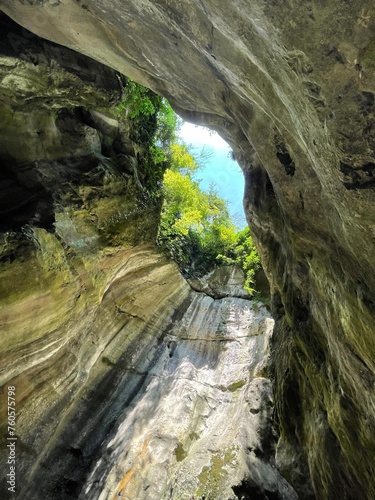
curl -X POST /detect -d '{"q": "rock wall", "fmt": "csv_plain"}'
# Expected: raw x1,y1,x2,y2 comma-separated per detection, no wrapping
0,15,188,498
1,243,190,499
0,17,289,499
0,1,374,498
81,268,291,500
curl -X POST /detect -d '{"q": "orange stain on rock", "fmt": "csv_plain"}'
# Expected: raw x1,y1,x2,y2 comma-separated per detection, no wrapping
113,439,149,499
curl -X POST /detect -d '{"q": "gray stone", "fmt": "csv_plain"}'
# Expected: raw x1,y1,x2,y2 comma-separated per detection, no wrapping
0,2,374,498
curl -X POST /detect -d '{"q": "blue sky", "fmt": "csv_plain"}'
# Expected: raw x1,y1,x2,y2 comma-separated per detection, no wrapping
178,122,247,228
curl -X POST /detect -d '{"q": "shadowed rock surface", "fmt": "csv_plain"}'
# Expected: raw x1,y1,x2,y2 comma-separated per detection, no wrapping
0,1,374,499
0,17,289,499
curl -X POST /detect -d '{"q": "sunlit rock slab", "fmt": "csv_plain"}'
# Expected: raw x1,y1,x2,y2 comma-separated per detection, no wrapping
82,293,295,500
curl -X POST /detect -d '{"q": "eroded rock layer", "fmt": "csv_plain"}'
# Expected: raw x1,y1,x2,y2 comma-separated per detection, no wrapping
0,16,188,498
2,244,190,499
0,18,288,499
0,1,374,498
81,270,290,500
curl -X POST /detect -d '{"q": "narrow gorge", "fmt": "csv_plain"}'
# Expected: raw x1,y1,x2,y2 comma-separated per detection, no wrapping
0,1,375,499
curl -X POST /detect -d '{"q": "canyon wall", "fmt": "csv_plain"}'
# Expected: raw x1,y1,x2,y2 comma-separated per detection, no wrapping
0,1,375,498
0,17,189,498
0,17,287,499
80,267,292,500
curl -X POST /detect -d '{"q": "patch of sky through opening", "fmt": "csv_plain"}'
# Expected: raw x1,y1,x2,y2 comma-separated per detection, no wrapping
178,122,247,229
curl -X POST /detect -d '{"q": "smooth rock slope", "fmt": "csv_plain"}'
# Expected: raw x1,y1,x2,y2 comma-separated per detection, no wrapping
82,269,290,500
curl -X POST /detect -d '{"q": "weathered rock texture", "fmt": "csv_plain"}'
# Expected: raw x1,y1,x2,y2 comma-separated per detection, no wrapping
0,15,183,498
0,1,375,498
1,244,190,499
81,270,291,500
0,17,288,500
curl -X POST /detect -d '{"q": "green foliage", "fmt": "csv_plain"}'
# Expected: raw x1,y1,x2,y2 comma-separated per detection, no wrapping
217,227,260,293
157,158,260,292
115,78,260,293
169,143,199,173
155,98,181,148
117,79,157,120
117,79,179,149
116,78,180,194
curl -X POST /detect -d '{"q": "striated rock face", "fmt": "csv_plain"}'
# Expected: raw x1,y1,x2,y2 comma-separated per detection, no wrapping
1,243,191,499
81,272,291,500
188,265,253,300
0,15,185,499
0,1,375,498
0,17,289,500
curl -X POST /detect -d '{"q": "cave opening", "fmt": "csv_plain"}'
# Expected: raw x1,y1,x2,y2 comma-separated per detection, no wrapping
2,2,375,499
177,120,247,228
0,11,277,499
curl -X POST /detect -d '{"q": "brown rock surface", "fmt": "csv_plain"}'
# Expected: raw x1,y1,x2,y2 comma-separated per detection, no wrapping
0,1,374,498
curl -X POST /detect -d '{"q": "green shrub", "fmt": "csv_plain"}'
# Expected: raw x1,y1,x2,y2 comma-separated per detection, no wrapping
116,78,261,293
157,160,260,293
117,78,180,195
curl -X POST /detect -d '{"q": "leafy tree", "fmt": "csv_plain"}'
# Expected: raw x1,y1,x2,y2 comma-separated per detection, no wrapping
217,227,260,293
116,78,261,293
157,161,260,293
169,143,199,174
